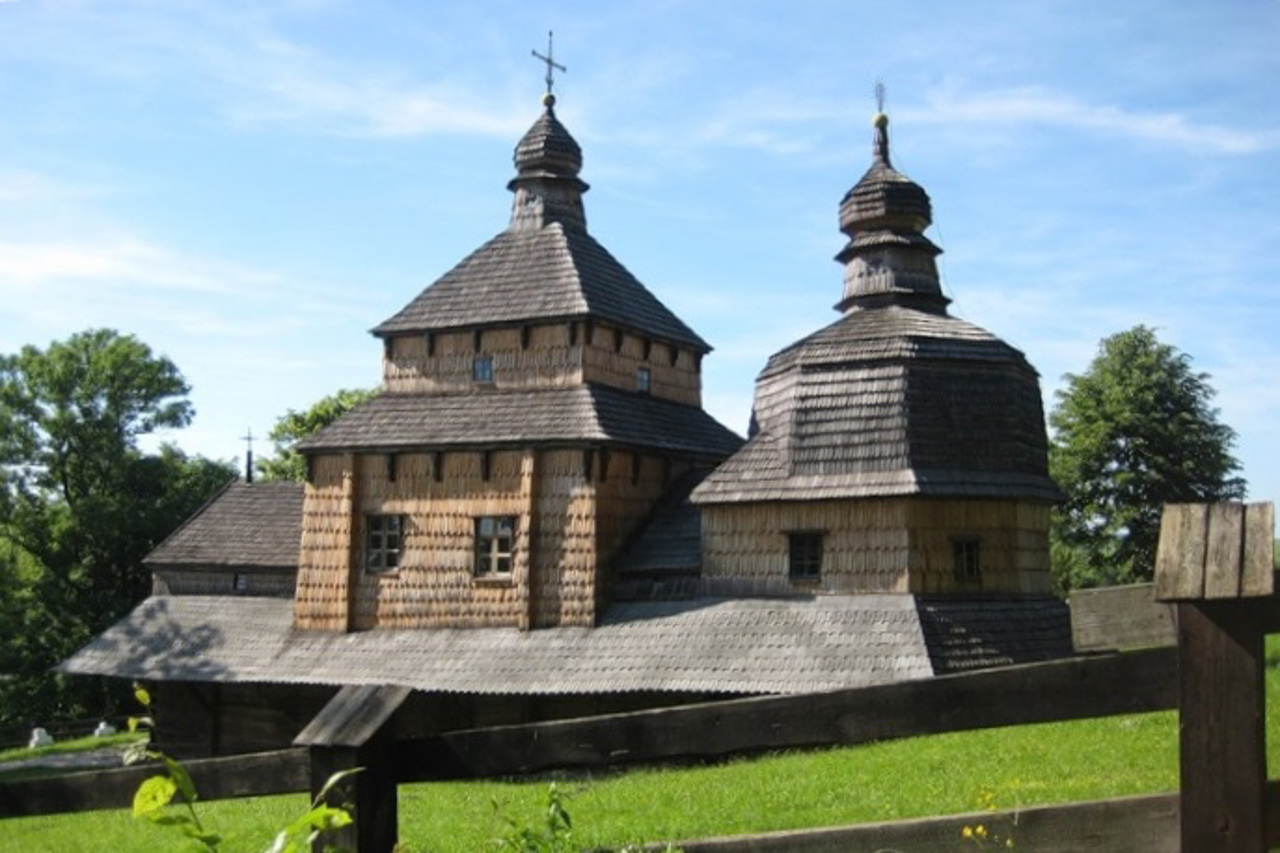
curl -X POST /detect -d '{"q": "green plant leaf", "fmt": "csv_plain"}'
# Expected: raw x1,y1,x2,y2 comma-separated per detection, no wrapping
134,684,152,708
132,775,177,817
163,755,199,803
313,767,363,804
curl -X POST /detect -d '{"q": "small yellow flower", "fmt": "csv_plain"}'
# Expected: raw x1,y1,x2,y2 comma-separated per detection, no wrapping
976,824,988,838
962,826,973,839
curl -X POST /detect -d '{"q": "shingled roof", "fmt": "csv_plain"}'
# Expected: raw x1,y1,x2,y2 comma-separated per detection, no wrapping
296,384,742,459
144,481,303,570
60,593,1070,693
692,115,1059,506
372,100,709,352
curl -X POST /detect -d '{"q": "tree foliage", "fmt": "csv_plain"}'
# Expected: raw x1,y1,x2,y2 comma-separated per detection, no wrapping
0,330,235,723
1049,325,1245,590
257,388,375,481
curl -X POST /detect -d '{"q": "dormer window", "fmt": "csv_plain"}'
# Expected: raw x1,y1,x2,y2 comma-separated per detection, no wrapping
473,355,494,383
637,366,652,394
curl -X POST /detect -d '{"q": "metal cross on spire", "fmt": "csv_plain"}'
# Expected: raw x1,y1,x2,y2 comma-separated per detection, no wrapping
874,79,887,114
531,30,566,98
242,428,255,483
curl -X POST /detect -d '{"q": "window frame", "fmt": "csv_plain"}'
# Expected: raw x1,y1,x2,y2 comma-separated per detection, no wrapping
365,513,405,573
637,365,652,394
472,355,494,384
787,531,824,582
474,515,517,578
953,537,982,582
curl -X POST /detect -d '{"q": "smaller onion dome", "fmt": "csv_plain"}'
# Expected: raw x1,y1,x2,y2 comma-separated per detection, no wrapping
513,94,583,180
834,112,948,315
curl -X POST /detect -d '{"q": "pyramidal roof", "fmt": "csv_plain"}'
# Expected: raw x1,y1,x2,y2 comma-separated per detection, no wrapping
373,96,709,352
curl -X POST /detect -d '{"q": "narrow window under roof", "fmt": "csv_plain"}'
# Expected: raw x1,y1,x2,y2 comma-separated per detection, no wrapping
474,516,516,578
953,538,982,582
473,355,494,383
365,514,404,573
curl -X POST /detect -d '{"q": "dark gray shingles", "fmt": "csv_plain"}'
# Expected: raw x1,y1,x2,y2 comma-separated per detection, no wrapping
145,482,303,570
372,225,709,351
296,384,743,459
916,596,1073,674
59,594,936,694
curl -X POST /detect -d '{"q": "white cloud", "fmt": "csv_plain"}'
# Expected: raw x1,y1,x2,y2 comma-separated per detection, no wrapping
906,86,1280,155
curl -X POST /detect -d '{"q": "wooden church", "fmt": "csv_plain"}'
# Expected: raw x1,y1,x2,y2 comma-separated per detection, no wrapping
62,85,1070,757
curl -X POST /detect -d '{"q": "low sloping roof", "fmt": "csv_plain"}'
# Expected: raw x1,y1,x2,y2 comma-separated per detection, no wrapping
372,224,710,352
59,595,937,695
144,482,303,571
295,384,743,459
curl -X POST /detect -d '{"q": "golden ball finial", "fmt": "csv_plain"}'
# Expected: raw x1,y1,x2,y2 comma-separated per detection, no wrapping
542,92,556,108
873,112,889,129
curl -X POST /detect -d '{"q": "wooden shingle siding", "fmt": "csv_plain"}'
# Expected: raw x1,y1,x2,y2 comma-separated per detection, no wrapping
294,453,358,631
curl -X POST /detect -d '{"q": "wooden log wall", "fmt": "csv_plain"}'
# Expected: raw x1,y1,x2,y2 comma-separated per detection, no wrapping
906,499,1051,594
530,448,597,628
701,498,1050,595
295,453,358,630
348,449,533,630
381,321,701,406
152,569,295,598
700,499,912,593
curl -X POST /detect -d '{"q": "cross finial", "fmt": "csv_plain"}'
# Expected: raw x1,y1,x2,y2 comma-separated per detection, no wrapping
874,80,887,114
531,30,566,102
241,428,255,483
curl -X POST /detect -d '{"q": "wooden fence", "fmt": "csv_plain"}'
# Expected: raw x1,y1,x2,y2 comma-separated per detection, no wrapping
0,501,1274,852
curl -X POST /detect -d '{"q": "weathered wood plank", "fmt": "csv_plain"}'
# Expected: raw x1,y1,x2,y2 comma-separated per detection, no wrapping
1154,503,1207,600
1069,583,1175,651
294,684,412,749
1177,602,1266,852
401,648,1178,781
1241,502,1275,597
0,747,309,818
1204,502,1244,598
661,791,1182,852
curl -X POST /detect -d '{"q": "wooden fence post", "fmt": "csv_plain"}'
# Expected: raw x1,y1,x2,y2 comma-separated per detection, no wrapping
1154,502,1275,853
294,684,412,853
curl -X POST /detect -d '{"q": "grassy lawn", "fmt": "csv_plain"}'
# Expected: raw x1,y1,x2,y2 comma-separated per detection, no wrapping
2,642,1277,852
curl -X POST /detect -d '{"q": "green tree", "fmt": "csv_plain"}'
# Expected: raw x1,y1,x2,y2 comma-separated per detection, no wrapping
1049,325,1245,590
257,388,375,481
0,329,235,723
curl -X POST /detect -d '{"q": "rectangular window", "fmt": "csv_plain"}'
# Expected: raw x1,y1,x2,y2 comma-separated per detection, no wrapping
474,516,516,577
366,514,403,572
472,355,494,383
788,532,823,581
637,366,652,394
953,538,981,582
232,573,249,592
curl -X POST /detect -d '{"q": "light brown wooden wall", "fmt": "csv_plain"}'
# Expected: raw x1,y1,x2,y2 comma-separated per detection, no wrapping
382,321,701,406
700,497,1051,595
294,453,357,630
906,499,1051,594
530,449,597,628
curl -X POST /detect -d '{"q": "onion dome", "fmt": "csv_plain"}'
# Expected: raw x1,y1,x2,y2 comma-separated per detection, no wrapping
835,113,948,314
507,94,589,232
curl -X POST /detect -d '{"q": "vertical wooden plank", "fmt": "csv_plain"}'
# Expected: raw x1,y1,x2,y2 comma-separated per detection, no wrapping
1204,503,1245,599
1177,602,1266,853
1154,504,1207,600
310,738,399,853
1241,503,1275,597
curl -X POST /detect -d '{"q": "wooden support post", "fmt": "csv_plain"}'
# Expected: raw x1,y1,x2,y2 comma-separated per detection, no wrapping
1155,501,1275,853
309,735,398,853
1176,601,1266,852
296,684,412,853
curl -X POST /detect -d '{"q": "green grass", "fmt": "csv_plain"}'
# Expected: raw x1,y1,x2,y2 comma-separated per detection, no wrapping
4,641,1279,852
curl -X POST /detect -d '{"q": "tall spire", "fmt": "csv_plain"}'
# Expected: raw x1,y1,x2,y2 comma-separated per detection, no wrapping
834,99,948,314
507,35,589,232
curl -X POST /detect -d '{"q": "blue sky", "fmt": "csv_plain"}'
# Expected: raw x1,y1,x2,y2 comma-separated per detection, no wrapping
2,1,1278,502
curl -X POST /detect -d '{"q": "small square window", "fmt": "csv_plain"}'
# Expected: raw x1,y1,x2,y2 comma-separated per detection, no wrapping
474,516,516,577
788,532,823,581
953,538,981,582
232,573,249,592
637,366,652,394
366,514,404,572
473,355,494,383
